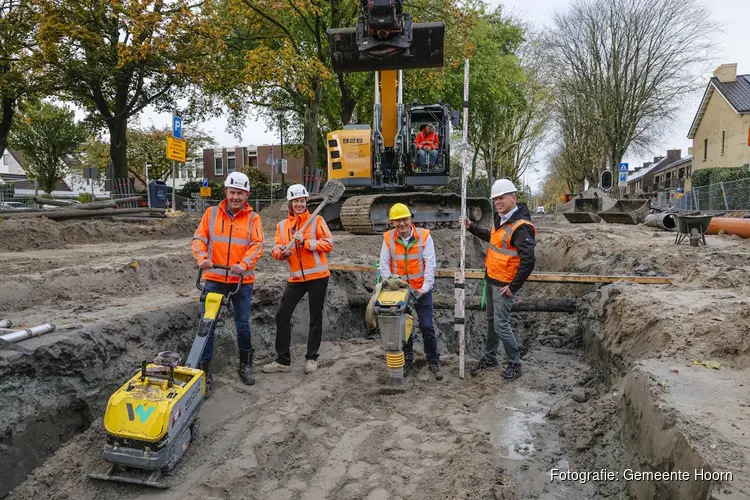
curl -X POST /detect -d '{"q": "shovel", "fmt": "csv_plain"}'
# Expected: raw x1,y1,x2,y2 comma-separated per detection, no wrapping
283,180,346,252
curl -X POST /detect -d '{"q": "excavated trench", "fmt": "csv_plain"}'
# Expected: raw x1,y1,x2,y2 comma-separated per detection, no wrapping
2,226,742,500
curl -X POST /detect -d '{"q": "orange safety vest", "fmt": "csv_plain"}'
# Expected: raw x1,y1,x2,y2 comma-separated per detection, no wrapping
485,219,536,283
383,226,430,290
415,130,439,150
272,211,333,282
191,200,264,284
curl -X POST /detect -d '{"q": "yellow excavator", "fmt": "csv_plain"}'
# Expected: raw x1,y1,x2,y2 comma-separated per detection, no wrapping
318,0,492,234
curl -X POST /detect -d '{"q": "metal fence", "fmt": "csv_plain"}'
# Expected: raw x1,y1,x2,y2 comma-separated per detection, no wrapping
175,194,279,214
652,177,750,212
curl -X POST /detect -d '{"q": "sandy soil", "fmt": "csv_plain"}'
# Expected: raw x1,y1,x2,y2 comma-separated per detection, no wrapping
2,213,750,500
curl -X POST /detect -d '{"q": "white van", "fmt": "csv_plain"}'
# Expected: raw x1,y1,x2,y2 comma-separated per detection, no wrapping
536,206,545,214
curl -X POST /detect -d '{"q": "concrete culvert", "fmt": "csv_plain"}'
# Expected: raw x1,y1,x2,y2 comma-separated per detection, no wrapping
4,218,750,500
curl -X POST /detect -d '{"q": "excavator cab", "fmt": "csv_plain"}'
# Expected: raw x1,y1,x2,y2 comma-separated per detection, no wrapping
328,0,444,73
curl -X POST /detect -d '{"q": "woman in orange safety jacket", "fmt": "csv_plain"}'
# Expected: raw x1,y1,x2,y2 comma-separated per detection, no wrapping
262,183,333,376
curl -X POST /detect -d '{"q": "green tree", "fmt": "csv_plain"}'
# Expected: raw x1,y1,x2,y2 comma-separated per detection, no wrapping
127,125,213,184
9,101,89,194
35,0,206,180
0,0,46,155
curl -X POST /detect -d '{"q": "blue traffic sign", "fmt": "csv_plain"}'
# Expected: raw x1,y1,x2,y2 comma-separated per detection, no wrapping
619,172,627,183
173,115,183,139
202,178,209,188
618,162,628,172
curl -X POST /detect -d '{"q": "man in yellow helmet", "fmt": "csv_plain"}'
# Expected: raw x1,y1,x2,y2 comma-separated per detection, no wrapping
379,203,442,380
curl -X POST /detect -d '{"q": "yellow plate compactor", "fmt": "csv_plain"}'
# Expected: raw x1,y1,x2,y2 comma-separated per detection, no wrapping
374,283,415,394
88,264,245,488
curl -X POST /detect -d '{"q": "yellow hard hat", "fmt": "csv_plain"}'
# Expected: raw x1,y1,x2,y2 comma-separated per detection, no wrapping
389,203,412,220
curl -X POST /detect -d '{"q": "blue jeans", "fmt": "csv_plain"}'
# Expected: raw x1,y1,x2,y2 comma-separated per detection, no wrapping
417,149,438,169
200,279,254,363
484,283,521,365
403,290,439,364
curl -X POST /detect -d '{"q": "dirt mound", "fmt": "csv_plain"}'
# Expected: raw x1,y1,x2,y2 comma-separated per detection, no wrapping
258,199,289,233
0,215,199,252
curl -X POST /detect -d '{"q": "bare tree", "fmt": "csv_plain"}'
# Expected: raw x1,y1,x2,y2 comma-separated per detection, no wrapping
546,0,717,175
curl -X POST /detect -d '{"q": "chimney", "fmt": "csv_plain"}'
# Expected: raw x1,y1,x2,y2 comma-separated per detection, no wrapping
714,63,737,83
667,149,681,162
653,156,665,164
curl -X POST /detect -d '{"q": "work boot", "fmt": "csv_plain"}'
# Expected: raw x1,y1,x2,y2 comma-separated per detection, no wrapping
470,358,499,377
403,359,414,377
199,359,213,396
428,363,444,381
501,362,522,380
238,350,255,386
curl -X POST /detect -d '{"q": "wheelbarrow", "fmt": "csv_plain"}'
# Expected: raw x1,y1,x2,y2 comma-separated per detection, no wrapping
674,213,714,246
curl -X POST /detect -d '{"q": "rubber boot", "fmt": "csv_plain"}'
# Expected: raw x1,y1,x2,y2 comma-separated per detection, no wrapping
199,359,213,397
239,349,255,386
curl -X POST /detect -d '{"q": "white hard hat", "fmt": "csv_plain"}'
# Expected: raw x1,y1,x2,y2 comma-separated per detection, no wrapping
287,184,309,201
224,171,250,192
490,178,517,199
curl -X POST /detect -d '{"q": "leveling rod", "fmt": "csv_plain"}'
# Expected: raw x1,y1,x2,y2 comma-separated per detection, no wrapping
328,264,674,285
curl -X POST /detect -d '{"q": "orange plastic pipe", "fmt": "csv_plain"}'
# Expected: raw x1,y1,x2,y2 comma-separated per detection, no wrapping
705,217,750,238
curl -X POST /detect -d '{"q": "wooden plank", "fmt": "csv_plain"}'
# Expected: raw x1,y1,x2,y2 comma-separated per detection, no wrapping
328,263,673,284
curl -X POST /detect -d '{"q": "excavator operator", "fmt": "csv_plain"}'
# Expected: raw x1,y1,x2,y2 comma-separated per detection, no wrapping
414,122,439,170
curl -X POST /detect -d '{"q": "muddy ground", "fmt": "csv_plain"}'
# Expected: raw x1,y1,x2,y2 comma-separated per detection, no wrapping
1,209,750,499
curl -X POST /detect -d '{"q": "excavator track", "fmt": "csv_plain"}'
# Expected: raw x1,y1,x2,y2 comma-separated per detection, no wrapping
335,192,493,235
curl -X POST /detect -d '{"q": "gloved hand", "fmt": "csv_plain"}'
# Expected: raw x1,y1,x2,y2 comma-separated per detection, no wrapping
293,231,304,243
383,277,408,290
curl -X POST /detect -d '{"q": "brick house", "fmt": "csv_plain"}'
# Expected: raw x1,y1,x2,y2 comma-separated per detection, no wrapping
203,144,304,185
687,63,750,172
626,149,682,197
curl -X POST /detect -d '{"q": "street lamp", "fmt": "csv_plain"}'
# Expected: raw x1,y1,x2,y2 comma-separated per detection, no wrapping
272,107,291,190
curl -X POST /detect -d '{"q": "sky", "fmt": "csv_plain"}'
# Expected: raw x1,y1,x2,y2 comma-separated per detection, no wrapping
135,0,750,193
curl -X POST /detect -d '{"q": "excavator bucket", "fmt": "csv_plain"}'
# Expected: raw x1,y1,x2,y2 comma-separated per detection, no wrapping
328,22,445,74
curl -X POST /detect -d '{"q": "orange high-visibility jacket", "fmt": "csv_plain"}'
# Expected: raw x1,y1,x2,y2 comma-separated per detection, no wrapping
485,219,536,283
383,226,430,290
191,200,264,284
272,211,333,282
415,130,439,150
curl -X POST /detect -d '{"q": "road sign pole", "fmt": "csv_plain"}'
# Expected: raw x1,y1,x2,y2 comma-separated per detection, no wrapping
145,162,151,208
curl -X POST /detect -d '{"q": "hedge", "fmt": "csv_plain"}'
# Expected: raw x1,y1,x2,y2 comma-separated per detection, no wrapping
691,165,750,187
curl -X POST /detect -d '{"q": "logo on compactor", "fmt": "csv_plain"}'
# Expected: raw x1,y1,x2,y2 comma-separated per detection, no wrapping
126,403,155,423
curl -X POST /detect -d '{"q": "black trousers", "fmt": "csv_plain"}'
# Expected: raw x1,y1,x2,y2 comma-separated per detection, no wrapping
275,277,329,366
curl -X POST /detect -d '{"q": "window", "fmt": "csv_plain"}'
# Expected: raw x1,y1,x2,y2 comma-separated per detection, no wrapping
678,168,685,179
227,151,236,173
249,157,257,167
2,153,8,165
214,153,223,176
703,138,708,161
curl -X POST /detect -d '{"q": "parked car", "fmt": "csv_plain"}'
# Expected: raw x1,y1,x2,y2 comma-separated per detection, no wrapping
536,206,545,214
0,201,32,211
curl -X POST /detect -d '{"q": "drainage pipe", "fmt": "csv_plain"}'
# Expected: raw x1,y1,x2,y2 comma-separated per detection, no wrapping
705,217,750,238
0,319,11,329
644,212,677,231
0,323,56,343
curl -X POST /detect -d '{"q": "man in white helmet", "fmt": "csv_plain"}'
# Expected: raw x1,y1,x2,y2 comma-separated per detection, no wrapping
464,178,536,380
191,171,264,391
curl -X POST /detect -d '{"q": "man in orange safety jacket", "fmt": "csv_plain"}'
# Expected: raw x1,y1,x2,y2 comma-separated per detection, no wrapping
192,171,264,390
380,202,443,381
465,178,536,381
262,183,333,375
